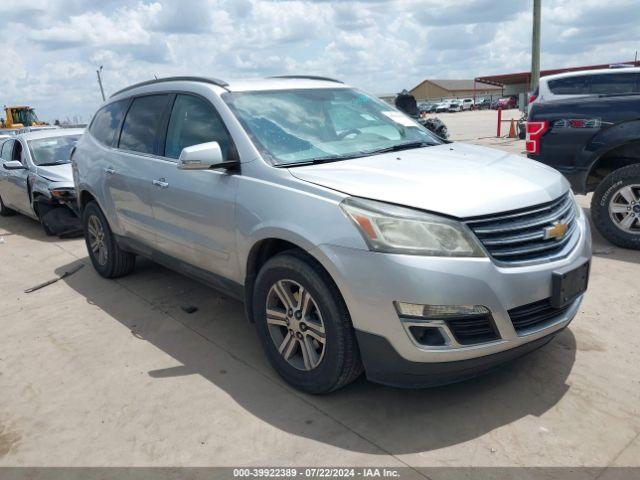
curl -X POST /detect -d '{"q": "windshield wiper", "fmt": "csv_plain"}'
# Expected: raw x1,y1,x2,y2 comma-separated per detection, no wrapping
274,141,436,168
275,152,370,168
38,162,69,166
366,141,436,155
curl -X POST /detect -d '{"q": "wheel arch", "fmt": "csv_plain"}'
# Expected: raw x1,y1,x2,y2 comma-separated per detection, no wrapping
585,140,640,192
243,236,344,325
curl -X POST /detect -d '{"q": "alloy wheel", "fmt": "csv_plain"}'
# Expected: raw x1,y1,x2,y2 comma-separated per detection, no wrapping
265,279,326,371
608,184,640,234
87,214,109,265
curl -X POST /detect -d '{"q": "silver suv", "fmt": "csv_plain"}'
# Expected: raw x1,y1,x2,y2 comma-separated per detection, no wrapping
73,76,592,393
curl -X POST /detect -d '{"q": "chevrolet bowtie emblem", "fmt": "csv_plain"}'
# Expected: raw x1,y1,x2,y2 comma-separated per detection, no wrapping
544,222,569,240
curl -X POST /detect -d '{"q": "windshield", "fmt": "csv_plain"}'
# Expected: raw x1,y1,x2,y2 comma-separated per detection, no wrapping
28,134,81,166
222,88,441,166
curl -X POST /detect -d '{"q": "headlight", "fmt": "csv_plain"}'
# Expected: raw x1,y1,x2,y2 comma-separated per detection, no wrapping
50,188,76,200
340,197,485,257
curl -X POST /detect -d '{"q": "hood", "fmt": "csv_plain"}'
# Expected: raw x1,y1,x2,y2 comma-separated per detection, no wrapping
288,142,568,218
35,163,73,183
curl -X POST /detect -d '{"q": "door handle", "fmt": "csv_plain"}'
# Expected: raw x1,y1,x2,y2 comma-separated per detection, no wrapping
104,167,116,175
152,178,169,189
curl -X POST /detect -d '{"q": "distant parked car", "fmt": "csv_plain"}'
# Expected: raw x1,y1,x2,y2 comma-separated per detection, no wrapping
475,97,491,110
494,96,517,109
434,101,450,113
448,99,463,112
529,67,640,110
418,102,437,114
0,129,84,236
460,98,474,111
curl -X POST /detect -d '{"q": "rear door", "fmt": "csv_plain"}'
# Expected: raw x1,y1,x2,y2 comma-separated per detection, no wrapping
147,93,240,280
108,94,173,245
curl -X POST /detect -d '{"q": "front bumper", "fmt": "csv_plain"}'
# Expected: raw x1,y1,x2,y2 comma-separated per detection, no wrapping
315,208,591,386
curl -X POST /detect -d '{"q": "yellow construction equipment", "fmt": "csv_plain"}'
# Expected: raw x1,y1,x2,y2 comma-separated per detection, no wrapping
1,106,48,129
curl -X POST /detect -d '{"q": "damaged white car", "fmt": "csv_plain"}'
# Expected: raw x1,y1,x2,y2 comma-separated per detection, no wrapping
0,129,84,236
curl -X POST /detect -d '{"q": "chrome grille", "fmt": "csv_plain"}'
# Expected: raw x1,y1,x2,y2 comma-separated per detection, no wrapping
465,193,578,264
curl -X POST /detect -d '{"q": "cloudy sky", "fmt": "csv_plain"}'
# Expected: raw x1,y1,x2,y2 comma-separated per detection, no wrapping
1,0,638,122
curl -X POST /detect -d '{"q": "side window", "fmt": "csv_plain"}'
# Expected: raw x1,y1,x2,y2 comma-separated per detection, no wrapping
589,73,640,94
12,141,23,163
1,140,14,162
164,94,234,160
89,100,128,147
119,94,171,155
547,75,590,95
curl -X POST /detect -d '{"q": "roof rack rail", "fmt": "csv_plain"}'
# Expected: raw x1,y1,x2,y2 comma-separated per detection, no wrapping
269,75,344,84
110,76,229,98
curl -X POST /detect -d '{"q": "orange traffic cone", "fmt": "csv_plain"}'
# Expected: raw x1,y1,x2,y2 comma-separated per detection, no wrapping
508,118,517,138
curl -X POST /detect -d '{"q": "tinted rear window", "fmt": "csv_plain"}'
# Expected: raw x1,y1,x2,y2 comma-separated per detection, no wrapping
89,100,128,146
119,94,171,154
547,75,590,95
548,72,640,95
589,73,640,94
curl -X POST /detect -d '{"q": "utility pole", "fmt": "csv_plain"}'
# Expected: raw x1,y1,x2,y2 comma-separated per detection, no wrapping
530,0,541,92
96,66,106,101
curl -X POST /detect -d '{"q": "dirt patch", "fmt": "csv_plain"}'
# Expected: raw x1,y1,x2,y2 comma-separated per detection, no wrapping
0,422,21,458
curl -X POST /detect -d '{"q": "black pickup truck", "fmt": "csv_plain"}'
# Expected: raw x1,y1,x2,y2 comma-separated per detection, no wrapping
527,94,640,249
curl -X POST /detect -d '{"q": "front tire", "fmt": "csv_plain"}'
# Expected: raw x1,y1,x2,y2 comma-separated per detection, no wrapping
82,201,136,278
591,164,640,249
253,252,363,394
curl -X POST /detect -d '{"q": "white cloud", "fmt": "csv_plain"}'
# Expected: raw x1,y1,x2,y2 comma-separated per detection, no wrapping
0,0,638,121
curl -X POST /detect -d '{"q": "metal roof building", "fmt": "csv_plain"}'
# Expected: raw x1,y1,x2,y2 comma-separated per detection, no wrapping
410,79,501,101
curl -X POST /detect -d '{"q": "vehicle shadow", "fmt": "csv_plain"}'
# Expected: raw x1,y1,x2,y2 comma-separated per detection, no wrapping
56,256,578,455
0,213,81,242
582,207,640,265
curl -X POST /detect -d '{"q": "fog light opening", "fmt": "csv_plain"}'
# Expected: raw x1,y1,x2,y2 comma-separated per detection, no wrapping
408,326,447,346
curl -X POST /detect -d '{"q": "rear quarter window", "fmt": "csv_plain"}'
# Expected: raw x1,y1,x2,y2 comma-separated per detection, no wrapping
89,100,128,147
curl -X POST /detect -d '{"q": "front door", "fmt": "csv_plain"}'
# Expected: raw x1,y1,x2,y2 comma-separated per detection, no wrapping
0,140,32,215
148,93,240,281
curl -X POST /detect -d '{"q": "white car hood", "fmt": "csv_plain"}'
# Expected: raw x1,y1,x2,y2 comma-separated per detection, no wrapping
288,142,569,218
35,163,73,183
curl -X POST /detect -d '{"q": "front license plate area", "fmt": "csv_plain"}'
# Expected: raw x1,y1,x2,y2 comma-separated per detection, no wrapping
551,261,590,308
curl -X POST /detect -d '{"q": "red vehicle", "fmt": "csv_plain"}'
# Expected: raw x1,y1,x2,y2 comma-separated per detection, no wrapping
494,96,518,109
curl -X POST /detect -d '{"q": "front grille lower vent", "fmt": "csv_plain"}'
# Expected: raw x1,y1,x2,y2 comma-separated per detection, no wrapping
508,298,572,334
465,193,578,264
446,315,499,345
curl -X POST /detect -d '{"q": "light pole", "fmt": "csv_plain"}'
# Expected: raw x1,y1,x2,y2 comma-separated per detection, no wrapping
530,0,542,92
96,66,106,101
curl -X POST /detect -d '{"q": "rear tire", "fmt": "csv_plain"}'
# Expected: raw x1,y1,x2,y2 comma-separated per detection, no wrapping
0,195,16,216
591,164,640,250
253,252,363,394
82,201,136,278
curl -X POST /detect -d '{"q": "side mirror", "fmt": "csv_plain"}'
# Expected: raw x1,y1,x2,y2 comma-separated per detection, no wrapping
177,142,238,171
3,160,25,170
